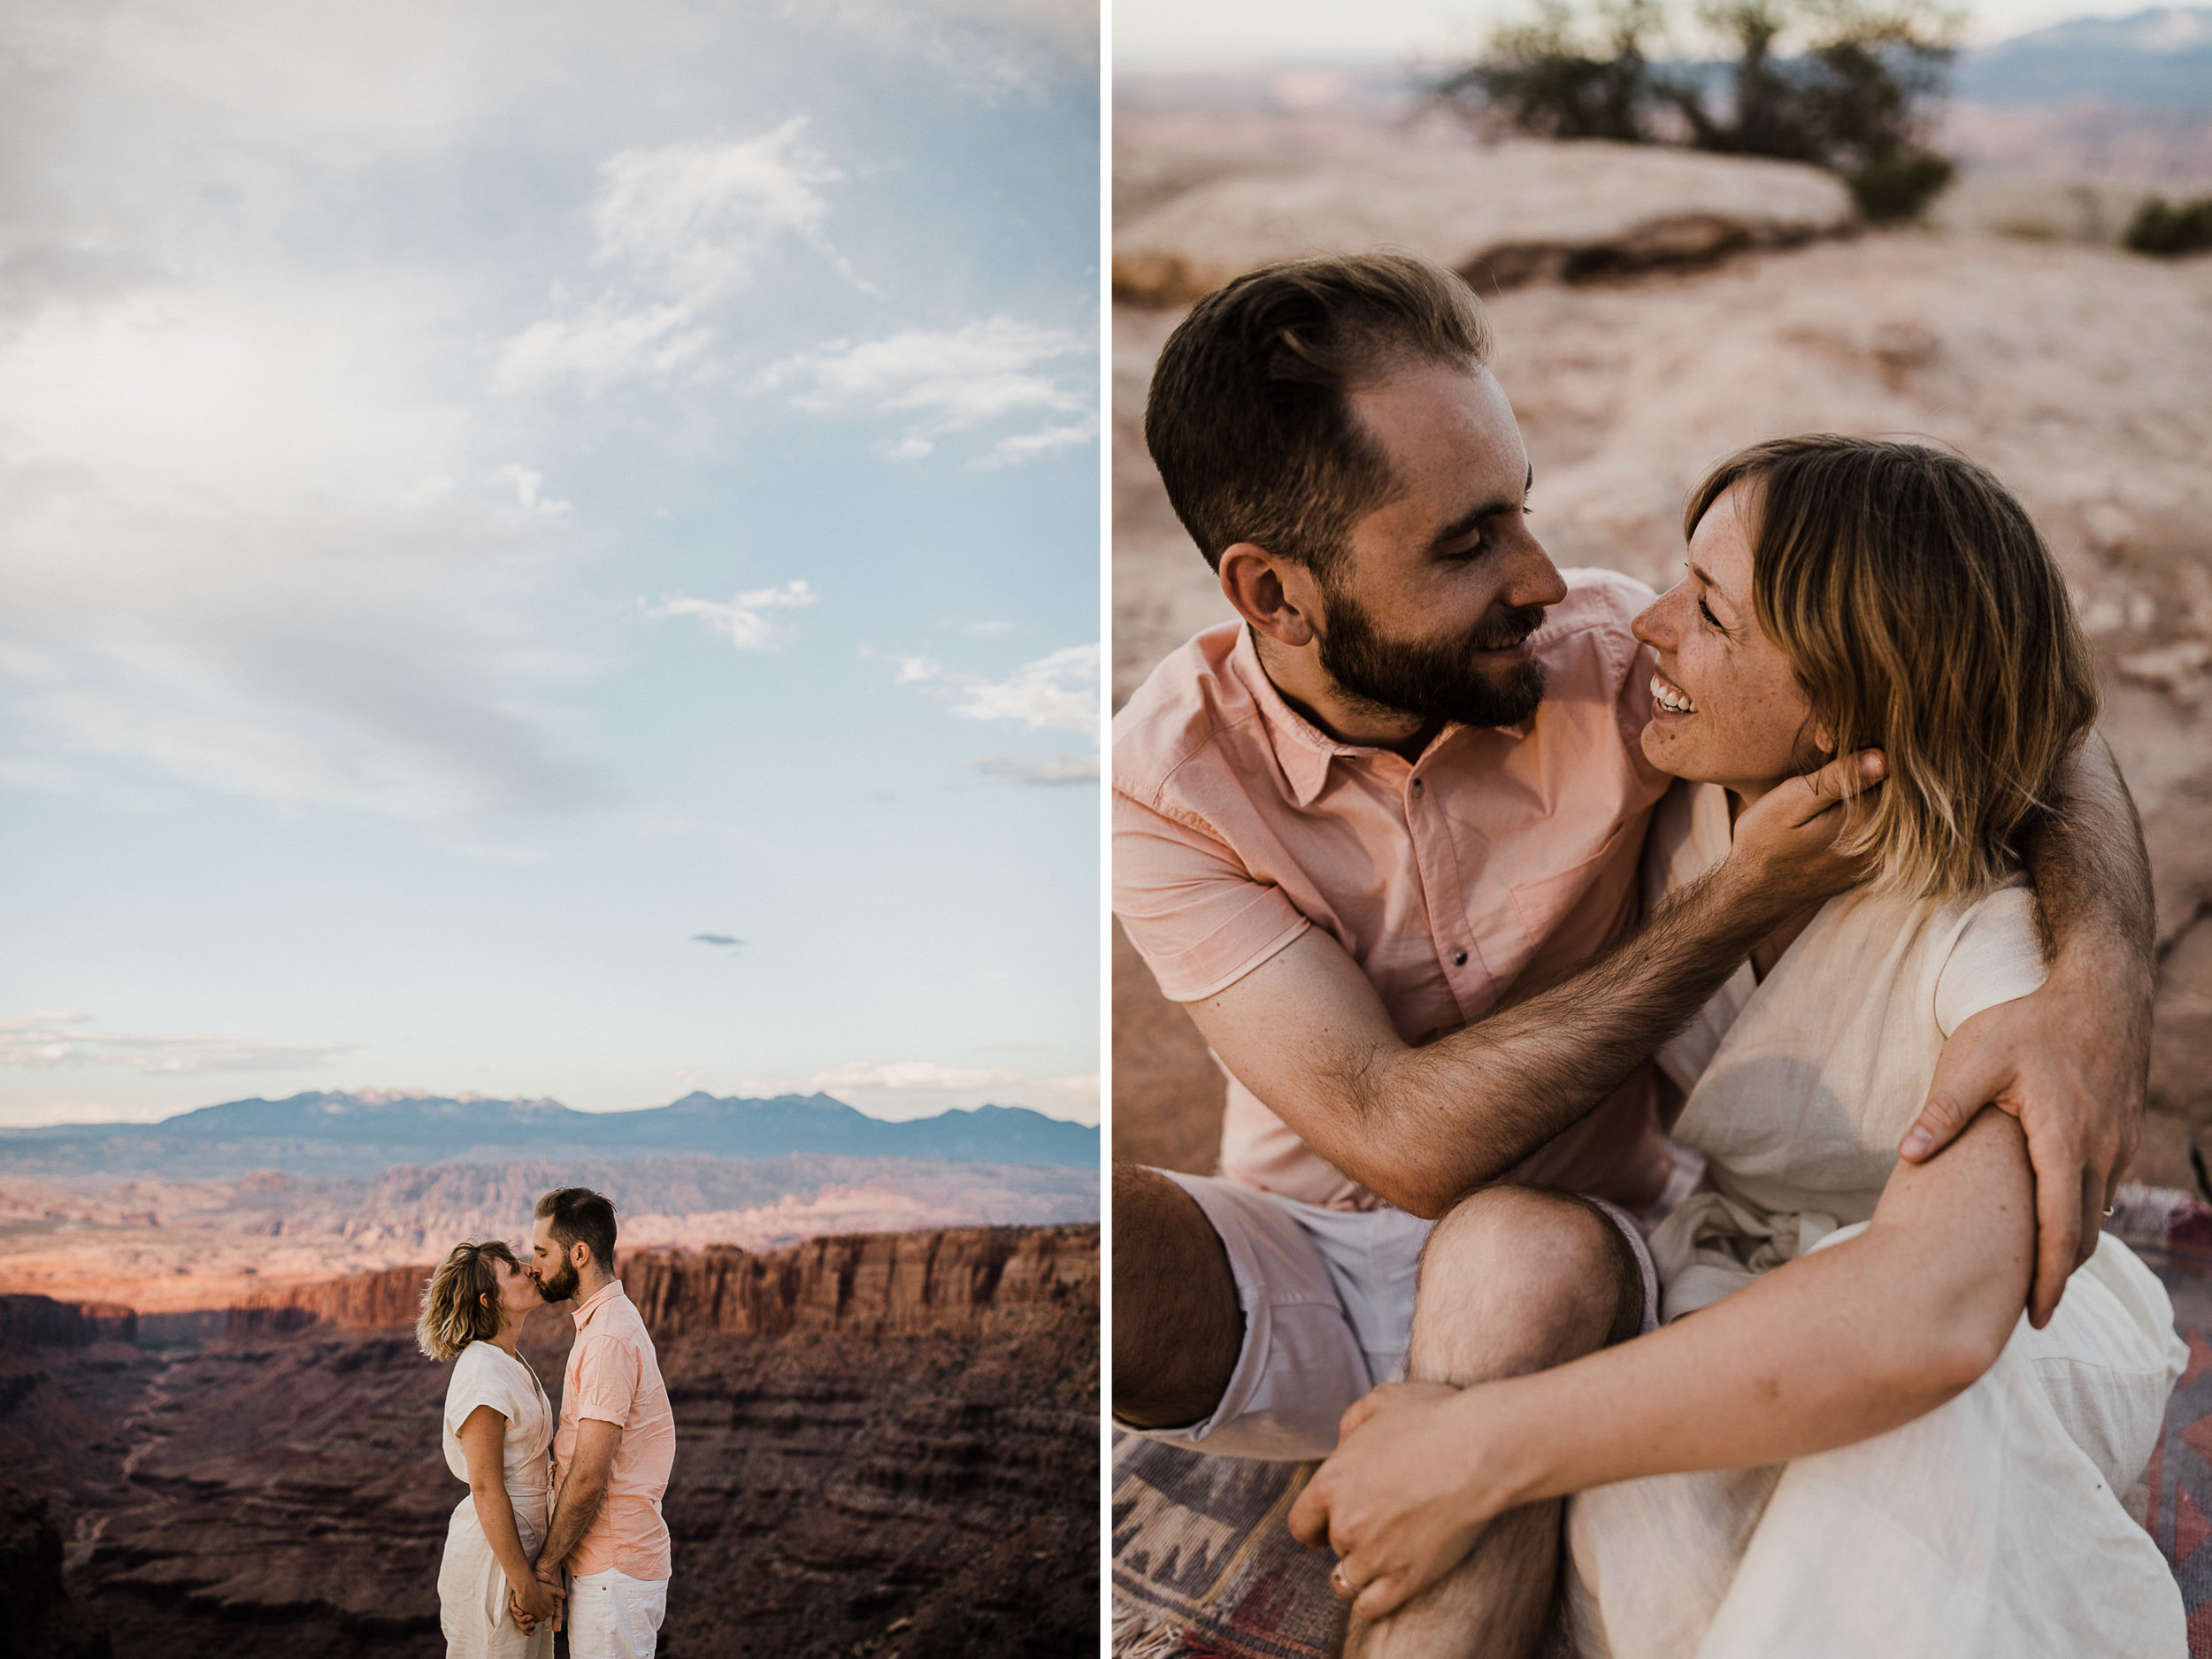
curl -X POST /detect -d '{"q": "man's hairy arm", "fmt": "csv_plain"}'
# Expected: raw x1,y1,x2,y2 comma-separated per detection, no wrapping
536,1417,622,1576
1899,733,2156,1325
1186,755,1882,1218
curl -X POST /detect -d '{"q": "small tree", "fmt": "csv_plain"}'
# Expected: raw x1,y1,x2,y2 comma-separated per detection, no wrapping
2125,196,2212,257
1440,0,1961,222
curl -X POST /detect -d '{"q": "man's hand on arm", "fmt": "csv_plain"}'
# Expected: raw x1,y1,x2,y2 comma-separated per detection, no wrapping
1898,733,2155,1327
1184,751,1886,1217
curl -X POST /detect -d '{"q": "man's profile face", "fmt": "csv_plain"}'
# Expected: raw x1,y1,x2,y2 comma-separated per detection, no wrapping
1314,361,1566,728
530,1215,581,1304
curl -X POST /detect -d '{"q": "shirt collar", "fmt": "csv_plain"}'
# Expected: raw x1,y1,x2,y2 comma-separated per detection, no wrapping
570,1278,625,1331
1227,626,1517,808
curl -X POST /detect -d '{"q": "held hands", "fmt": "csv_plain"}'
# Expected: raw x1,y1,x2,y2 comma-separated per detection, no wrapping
1898,949,2150,1328
1286,1382,1511,1623
1724,749,1887,911
510,1563,565,1633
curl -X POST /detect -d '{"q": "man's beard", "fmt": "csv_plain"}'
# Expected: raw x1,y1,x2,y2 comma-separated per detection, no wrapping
537,1256,580,1303
1314,578,1548,730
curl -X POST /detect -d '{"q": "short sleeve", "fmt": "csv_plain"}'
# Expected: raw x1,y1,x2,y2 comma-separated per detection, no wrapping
1933,884,2049,1039
569,1333,641,1427
1111,789,1310,1002
444,1343,518,1437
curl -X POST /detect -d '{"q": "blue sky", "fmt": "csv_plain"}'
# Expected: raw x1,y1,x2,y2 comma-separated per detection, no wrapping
0,0,1102,1126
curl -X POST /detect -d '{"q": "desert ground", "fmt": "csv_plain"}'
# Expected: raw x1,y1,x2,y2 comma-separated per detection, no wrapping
1110,96,2212,1194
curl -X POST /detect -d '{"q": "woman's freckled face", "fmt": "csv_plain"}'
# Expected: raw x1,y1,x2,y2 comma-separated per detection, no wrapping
493,1256,538,1318
1630,484,1826,797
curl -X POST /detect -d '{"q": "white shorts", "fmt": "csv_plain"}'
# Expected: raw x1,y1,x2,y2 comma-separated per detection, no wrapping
565,1569,669,1659
1123,1170,1658,1462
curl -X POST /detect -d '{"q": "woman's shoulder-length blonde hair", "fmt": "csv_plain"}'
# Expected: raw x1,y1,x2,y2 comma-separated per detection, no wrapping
417,1239,522,1361
1686,434,2098,903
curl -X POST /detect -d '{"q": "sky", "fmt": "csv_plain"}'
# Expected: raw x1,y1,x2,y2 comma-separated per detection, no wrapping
1113,0,2185,67
0,0,1102,1127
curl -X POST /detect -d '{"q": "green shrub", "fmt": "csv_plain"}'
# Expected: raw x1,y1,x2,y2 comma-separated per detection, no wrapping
1440,0,1960,223
1849,146,1955,222
2124,196,2212,257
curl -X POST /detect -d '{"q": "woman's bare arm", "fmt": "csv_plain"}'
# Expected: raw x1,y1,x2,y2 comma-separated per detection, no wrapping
457,1404,559,1619
1289,1107,2035,1620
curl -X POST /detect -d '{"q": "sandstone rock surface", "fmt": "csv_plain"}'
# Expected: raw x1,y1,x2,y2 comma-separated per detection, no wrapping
4,1225,1096,1659
1113,140,1857,305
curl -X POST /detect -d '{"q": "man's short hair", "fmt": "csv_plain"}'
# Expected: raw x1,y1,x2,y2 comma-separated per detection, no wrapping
535,1186,618,1270
1144,249,1494,576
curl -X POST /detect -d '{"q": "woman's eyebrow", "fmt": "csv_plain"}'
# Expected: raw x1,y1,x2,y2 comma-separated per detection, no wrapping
1688,560,1741,616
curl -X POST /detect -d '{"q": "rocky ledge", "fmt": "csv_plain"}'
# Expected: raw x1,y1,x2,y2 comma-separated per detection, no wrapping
1112,139,1857,304
4,1224,1098,1659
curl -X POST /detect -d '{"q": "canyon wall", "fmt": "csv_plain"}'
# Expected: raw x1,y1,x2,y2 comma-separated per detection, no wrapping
0,1296,136,1350
224,1224,1098,1343
9,1224,1098,1659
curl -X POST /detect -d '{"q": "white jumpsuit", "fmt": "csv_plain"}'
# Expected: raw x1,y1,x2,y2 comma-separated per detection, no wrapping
437,1340,555,1659
1566,781,2187,1659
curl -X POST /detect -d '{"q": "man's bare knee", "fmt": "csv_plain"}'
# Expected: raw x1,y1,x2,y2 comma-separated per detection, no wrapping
1111,1163,1245,1429
1407,1186,1643,1384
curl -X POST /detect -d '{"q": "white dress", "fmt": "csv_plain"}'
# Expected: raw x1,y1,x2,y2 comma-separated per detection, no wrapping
437,1340,556,1659
1565,781,2188,1659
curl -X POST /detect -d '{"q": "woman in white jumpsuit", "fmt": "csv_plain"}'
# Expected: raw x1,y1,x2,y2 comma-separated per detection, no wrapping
418,1240,561,1658
1291,434,2187,1657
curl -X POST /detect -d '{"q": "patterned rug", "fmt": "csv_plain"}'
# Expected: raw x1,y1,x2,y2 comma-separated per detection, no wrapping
1111,1185,2212,1658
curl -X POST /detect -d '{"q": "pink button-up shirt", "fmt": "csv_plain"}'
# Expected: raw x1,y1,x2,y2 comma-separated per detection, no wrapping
557,1280,675,1582
1112,568,1676,1212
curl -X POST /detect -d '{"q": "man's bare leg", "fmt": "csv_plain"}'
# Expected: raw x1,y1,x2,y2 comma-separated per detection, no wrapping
1345,1187,1645,1659
1112,1162,1244,1429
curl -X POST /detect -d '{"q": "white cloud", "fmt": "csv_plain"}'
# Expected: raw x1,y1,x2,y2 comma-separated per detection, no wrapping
978,413,1101,468
756,316,1094,465
646,580,817,650
495,119,864,398
794,0,1099,101
971,752,1098,784
787,1059,1100,1123
0,283,606,823
491,464,572,517
893,656,943,685
493,301,715,398
593,120,855,305
948,642,1098,733
0,1010,361,1076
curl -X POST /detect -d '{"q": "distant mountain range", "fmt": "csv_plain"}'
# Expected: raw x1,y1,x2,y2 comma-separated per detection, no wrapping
1957,7,2212,112
0,1090,1099,1180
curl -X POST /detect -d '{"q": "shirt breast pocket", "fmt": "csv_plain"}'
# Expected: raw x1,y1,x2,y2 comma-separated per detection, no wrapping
1509,822,1633,953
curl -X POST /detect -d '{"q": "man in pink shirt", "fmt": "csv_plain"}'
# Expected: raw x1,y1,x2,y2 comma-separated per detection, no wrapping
1113,251,2154,1655
523,1187,677,1659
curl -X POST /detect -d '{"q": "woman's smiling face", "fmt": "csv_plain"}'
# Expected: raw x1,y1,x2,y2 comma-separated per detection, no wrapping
1632,484,1830,799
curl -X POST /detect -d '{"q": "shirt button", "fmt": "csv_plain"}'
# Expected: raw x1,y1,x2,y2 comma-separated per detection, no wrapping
1451,949,1468,966
1410,779,1425,796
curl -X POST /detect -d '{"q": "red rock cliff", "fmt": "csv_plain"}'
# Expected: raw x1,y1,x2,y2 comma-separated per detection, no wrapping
227,1224,1098,1340
0,1294,136,1349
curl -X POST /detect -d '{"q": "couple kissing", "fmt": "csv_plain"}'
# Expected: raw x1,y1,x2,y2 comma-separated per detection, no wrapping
417,1187,676,1659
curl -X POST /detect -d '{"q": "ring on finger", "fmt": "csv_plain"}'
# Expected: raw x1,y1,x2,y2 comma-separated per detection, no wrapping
1330,1563,1358,1597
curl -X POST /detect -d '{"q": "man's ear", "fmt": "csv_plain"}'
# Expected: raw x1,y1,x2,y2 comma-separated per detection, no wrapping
1218,542,1317,649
